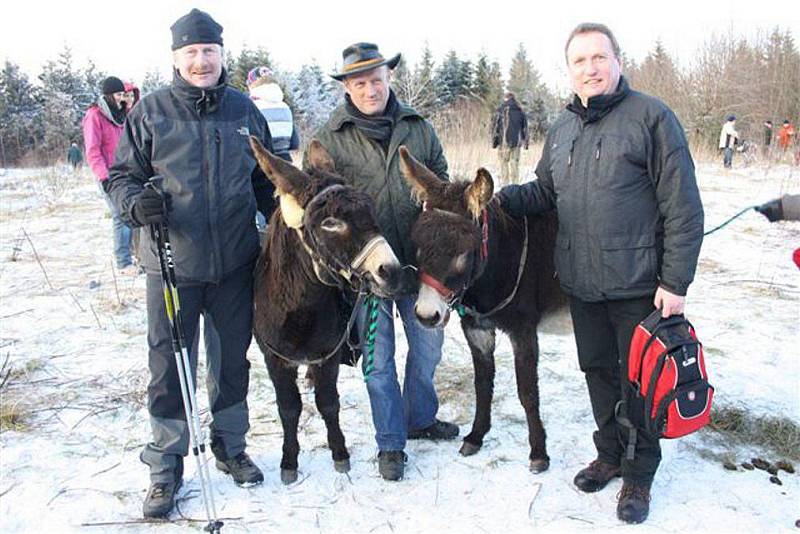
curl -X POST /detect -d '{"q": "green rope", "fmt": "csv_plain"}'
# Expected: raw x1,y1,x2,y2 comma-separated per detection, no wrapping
704,206,757,236
362,295,379,382
455,303,467,317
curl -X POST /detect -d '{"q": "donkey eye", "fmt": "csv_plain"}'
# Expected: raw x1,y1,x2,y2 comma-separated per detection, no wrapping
320,217,347,233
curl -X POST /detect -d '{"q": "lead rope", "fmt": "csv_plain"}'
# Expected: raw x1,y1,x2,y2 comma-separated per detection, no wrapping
361,295,379,382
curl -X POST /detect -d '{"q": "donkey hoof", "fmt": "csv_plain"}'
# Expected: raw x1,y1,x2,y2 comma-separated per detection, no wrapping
280,468,298,485
459,441,481,457
334,459,351,473
529,458,550,473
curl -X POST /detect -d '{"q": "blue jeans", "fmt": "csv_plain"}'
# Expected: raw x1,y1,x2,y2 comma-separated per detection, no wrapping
723,147,734,168
356,296,445,451
100,185,132,268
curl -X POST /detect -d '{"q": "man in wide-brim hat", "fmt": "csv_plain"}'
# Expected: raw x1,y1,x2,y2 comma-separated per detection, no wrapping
309,42,458,482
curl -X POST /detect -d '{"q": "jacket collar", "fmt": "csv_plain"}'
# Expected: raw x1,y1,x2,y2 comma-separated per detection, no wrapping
567,76,630,124
171,68,228,115
96,95,124,126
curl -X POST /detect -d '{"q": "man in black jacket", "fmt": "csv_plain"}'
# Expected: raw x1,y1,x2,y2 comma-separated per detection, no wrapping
106,8,275,518
492,92,529,183
498,23,704,524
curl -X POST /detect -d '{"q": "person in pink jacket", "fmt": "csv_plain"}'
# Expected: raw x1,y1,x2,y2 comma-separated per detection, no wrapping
122,81,140,114
82,76,134,271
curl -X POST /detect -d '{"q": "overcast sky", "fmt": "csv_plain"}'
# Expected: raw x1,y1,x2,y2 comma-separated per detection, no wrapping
2,0,798,93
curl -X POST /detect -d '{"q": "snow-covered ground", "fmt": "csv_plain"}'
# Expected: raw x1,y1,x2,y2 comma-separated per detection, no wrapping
0,162,798,533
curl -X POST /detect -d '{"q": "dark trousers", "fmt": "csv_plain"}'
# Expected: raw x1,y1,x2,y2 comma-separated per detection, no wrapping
141,263,254,482
569,295,662,484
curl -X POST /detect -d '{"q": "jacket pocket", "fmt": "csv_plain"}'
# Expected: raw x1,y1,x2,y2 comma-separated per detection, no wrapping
554,233,574,289
599,234,657,291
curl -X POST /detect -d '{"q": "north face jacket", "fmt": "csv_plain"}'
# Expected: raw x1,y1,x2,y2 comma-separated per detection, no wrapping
106,70,275,283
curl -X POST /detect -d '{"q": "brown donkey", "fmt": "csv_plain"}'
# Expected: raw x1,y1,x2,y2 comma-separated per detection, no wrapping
250,138,409,483
399,146,565,473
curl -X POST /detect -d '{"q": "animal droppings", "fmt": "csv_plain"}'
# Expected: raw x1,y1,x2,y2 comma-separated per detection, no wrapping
769,476,782,486
723,460,738,471
741,462,754,470
776,460,795,474
751,458,770,471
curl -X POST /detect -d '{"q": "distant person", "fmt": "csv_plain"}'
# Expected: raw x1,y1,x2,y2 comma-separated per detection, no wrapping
763,120,773,156
718,115,738,169
492,92,529,183
246,66,299,162
122,81,140,114
82,75,135,273
246,66,299,232
778,119,796,163
122,81,142,268
67,142,82,170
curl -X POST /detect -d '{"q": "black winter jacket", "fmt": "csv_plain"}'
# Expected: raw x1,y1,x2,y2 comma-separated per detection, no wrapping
493,98,528,149
499,77,704,301
107,70,275,283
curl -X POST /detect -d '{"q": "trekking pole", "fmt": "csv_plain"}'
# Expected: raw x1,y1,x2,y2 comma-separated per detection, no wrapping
147,181,223,533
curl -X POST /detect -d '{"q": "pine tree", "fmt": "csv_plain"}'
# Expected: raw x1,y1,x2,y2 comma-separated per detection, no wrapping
0,61,43,165
472,52,503,110
507,43,554,141
290,62,341,136
635,40,682,109
38,45,86,161
433,49,472,108
229,46,274,91
141,68,168,96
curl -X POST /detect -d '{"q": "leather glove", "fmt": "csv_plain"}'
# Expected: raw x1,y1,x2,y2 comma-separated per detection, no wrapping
754,198,783,222
131,187,170,225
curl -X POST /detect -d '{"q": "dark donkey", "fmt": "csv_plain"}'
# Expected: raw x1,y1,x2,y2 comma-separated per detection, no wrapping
398,147,565,472
250,138,408,484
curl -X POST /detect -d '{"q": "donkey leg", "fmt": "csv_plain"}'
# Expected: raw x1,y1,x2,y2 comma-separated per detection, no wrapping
459,324,496,456
509,329,550,473
264,354,302,484
313,356,350,473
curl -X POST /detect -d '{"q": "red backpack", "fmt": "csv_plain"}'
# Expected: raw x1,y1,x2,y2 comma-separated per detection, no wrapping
621,310,714,445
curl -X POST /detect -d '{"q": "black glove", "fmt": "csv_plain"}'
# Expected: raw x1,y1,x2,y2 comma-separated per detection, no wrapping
131,187,170,225
754,198,783,222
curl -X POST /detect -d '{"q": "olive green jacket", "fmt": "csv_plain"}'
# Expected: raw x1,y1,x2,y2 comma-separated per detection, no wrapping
309,101,449,265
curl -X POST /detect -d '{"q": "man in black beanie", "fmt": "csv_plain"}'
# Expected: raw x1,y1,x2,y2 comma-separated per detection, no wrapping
106,8,275,519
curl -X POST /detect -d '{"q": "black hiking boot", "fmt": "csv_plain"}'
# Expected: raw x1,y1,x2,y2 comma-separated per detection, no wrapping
378,450,407,481
617,481,652,524
408,419,459,441
215,451,264,486
143,479,182,518
573,459,621,493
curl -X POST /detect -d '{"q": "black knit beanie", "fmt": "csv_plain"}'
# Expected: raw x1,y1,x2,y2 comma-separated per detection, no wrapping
101,76,125,95
170,9,223,51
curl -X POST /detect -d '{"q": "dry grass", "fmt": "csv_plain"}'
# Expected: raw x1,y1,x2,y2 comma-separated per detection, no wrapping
705,404,800,461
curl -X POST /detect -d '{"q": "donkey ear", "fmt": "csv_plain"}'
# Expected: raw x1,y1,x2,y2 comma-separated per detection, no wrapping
398,145,445,205
250,136,306,228
465,168,494,220
249,136,307,196
306,139,336,173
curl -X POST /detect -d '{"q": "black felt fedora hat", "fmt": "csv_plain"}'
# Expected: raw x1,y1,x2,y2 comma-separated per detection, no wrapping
331,42,401,81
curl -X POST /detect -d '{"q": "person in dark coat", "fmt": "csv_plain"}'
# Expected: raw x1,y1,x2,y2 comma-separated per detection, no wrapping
492,92,529,183
106,8,275,519
498,23,704,524
67,142,82,170
310,42,456,483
